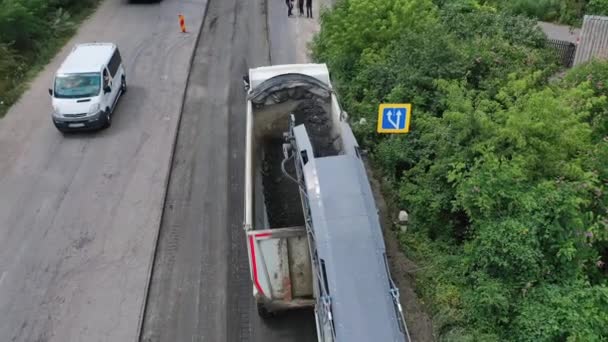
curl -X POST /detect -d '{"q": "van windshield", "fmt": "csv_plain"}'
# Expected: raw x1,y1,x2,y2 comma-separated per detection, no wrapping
54,73,101,98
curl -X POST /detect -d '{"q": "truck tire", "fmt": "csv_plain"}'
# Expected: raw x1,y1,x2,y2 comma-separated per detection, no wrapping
256,303,276,319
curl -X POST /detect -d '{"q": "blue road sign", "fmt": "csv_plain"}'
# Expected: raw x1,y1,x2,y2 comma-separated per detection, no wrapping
377,103,412,133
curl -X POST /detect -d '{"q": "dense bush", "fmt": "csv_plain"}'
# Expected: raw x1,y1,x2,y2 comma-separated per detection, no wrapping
0,0,99,115
588,0,608,15
479,0,608,26
314,0,608,340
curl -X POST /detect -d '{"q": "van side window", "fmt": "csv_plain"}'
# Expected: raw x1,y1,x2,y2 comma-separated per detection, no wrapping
108,49,122,77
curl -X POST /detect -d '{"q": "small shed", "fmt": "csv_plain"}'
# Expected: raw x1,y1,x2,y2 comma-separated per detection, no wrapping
573,15,608,66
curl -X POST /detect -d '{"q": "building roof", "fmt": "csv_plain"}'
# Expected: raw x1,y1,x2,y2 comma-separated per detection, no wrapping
574,15,608,66
57,43,116,74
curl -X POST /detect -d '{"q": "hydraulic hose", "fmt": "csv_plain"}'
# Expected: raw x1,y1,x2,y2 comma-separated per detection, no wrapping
281,153,300,186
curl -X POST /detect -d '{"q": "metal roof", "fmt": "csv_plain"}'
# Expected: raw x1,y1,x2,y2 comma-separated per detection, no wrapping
574,15,608,66
297,125,407,342
57,43,116,74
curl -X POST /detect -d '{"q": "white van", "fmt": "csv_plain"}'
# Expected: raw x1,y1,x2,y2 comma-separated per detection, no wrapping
49,43,126,132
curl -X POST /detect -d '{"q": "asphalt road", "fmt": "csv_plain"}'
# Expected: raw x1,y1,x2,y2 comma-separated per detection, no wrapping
0,0,206,341
538,21,581,43
140,0,318,341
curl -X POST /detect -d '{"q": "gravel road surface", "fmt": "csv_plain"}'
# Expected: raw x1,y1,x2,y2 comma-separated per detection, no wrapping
538,21,581,43
0,1,206,341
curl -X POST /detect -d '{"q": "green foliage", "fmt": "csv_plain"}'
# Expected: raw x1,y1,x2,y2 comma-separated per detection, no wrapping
0,42,23,103
0,0,47,51
313,0,437,82
314,0,608,339
563,61,608,136
508,0,561,22
513,283,608,341
587,0,608,15
480,0,593,26
0,0,98,116
560,0,588,25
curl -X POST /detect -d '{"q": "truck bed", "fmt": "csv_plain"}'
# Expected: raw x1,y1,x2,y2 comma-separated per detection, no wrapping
261,137,304,228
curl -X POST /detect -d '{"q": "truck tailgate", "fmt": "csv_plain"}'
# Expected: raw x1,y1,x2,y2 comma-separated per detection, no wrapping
247,227,314,303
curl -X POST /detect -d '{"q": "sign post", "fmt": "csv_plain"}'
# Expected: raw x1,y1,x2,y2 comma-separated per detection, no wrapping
377,103,412,134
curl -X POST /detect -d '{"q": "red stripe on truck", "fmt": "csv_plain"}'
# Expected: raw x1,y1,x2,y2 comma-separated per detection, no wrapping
249,232,272,297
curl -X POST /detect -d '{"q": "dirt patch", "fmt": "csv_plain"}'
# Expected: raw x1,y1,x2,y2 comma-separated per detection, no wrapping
364,158,436,342
292,100,340,157
261,138,305,228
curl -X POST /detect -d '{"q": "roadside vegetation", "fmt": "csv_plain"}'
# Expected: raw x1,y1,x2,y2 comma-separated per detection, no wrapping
313,0,608,340
481,0,608,26
0,0,101,117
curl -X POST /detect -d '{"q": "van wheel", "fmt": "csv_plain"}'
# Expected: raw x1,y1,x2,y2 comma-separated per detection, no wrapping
121,76,127,93
103,110,112,129
55,126,68,134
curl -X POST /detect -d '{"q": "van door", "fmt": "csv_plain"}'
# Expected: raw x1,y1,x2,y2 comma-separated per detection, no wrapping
109,67,121,109
107,49,124,98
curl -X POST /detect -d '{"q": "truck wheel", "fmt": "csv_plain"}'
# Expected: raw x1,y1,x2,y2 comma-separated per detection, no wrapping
257,303,275,319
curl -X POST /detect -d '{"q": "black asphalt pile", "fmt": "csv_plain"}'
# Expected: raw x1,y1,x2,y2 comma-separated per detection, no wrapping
260,100,339,228
293,100,340,157
261,138,305,228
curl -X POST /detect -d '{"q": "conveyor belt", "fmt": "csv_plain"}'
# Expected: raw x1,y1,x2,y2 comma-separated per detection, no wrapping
286,115,410,342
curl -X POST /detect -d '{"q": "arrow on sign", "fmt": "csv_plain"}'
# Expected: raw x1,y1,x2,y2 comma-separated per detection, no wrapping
386,109,402,129
395,110,403,128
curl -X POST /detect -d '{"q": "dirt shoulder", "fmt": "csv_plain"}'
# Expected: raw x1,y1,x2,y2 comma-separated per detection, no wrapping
365,158,436,342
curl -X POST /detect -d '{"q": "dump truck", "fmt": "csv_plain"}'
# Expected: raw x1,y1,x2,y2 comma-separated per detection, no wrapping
243,64,410,342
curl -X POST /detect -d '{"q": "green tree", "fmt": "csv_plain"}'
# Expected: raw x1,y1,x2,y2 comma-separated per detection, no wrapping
314,0,608,339
0,0,99,116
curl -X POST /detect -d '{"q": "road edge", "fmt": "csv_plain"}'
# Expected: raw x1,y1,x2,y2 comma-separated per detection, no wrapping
265,0,273,65
363,157,437,341
134,1,212,340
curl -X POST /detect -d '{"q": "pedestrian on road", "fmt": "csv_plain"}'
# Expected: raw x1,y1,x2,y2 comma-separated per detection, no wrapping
298,0,304,16
286,0,294,17
306,0,313,18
